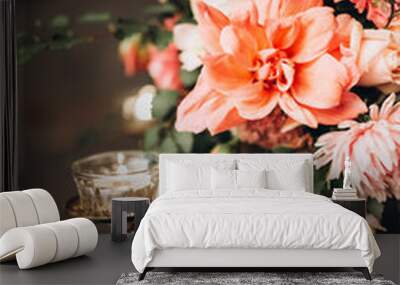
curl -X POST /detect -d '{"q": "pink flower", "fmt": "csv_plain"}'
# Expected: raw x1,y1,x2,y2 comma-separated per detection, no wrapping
175,1,367,135
148,44,183,91
314,93,400,201
332,14,400,93
386,166,400,199
357,29,400,93
164,14,181,32
335,0,391,28
118,34,149,76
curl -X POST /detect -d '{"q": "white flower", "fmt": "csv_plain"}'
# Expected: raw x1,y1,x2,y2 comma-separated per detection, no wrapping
173,24,204,71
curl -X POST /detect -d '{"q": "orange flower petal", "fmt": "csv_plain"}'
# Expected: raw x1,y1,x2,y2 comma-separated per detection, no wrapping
233,83,279,120
206,97,246,135
266,17,300,50
253,0,323,23
281,0,323,16
203,54,253,92
219,24,257,67
226,5,271,48
308,92,368,125
196,1,230,54
175,72,214,134
289,7,335,63
175,71,245,135
292,54,348,109
278,93,318,128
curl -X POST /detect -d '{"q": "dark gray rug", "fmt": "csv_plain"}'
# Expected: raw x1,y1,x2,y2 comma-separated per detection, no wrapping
116,272,396,285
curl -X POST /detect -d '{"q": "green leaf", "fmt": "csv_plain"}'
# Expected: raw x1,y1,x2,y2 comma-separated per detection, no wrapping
160,135,179,153
78,12,111,23
170,0,193,16
49,33,89,50
271,147,296,153
214,131,232,143
313,165,330,196
211,143,232,154
51,15,70,29
113,21,147,40
154,29,173,49
145,4,177,15
192,132,217,153
172,130,193,153
180,69,200,88
144,126,162,151
17,42,47,65
367,199,384,219
152,90,179,120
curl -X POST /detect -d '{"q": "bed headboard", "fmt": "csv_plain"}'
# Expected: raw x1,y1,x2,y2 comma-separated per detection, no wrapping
158,153,314,196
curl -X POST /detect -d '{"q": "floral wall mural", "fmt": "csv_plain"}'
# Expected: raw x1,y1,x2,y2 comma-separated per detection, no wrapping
18,0,400,232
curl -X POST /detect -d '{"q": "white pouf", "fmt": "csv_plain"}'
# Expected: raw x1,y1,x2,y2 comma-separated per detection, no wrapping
0,189,98,269
0,226,57,268
42,221,79,262
0,189,60,236
23,188,60,224
0,218,98,269
0,196,17,237
1,191,40,227
65,218,98,257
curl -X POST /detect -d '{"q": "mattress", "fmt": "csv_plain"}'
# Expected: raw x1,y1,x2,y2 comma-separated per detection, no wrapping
131,190,380,272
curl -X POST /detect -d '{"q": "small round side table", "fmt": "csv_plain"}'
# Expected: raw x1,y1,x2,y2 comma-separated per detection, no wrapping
111,197,150,242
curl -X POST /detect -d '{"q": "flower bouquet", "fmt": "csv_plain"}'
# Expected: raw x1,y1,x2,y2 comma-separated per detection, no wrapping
18,0,400,231
118,0,400,231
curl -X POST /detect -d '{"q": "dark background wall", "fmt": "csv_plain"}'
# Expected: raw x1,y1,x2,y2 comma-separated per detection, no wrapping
16,0,155,213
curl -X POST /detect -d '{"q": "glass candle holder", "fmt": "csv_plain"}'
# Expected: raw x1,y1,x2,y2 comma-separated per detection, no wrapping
71,151,158,218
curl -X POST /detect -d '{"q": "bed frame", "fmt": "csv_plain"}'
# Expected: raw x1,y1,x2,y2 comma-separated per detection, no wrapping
139,154,372,281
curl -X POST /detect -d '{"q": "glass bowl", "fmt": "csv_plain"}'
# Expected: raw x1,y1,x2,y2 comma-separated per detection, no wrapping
71,151,158,217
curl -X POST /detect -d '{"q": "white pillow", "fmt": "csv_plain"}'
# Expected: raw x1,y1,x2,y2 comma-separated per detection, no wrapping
236,169,267,189
211,169,268,190
237,159,308,191
211,168,236,190
266,167,306,191
166,160,235,192
167,163,209,191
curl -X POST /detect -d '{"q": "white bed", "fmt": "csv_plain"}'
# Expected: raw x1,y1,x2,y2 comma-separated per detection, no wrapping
131,154,380,280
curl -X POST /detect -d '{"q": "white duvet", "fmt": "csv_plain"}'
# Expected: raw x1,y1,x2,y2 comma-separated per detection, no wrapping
131,190,380,273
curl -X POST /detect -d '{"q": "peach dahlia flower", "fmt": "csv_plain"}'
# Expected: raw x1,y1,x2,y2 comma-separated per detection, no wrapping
175,1,367,135
314,94,400,201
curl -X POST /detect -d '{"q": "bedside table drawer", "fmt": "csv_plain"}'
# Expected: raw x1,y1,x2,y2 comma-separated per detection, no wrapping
332,199,366,218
